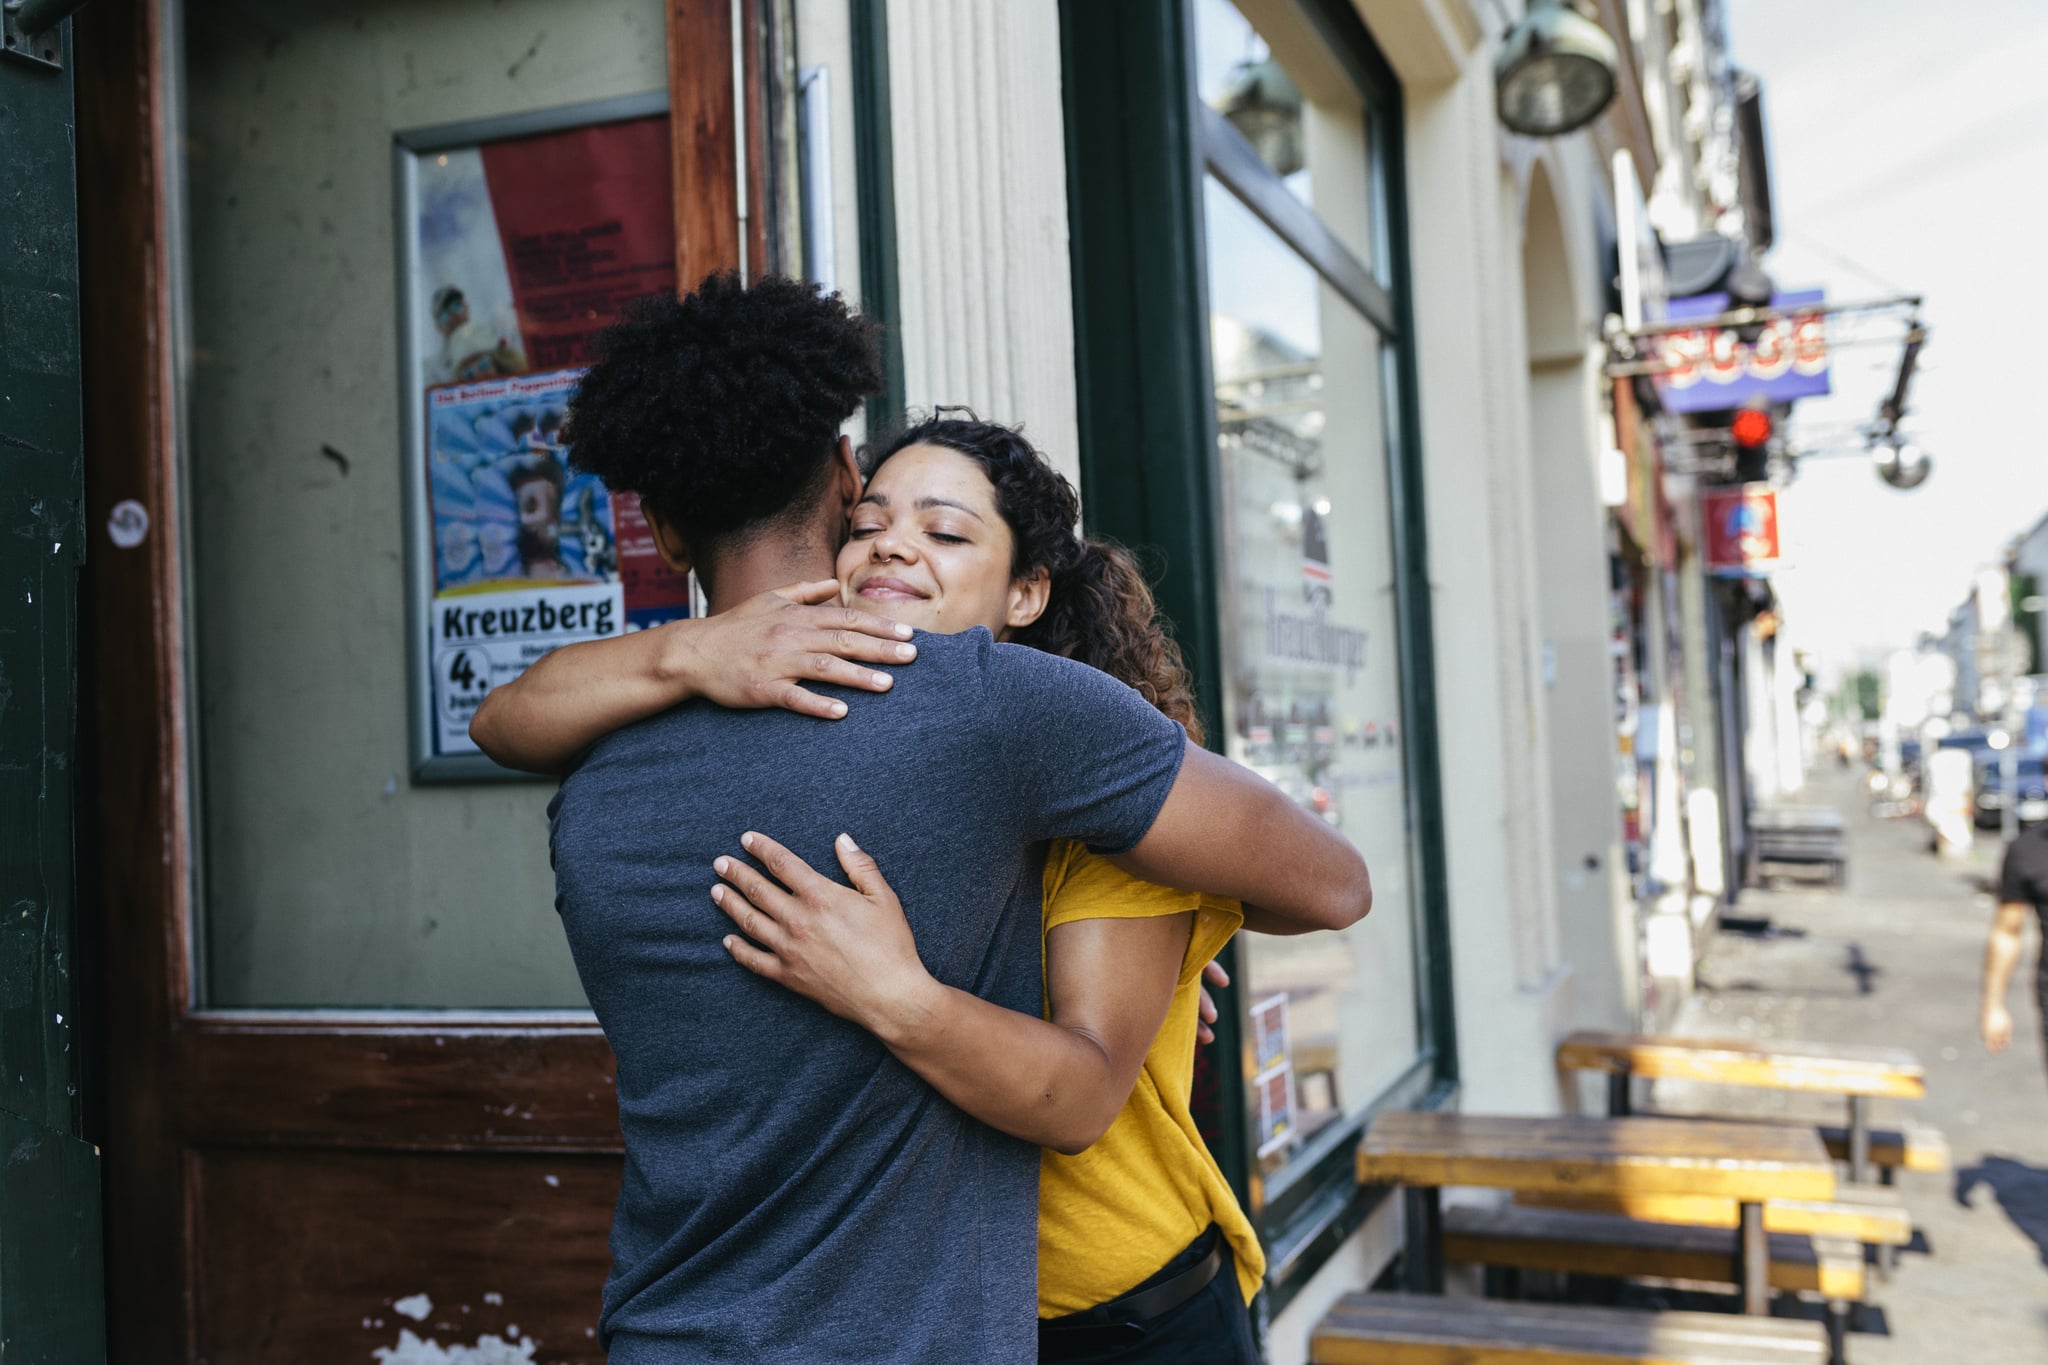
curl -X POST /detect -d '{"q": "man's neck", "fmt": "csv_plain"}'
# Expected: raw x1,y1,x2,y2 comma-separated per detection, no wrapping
699,539,838,615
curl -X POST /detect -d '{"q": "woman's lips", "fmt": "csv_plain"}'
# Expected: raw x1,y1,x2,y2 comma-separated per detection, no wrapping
857,577,927,601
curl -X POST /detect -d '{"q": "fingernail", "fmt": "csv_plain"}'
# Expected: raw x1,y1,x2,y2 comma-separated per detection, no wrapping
873,671,892,688
829,700,848,718
714,857,729,875
896,643,917,660
723,936,736,950
711,885,725,903
838,833,859,852
895,623,913,639
741,833,756,850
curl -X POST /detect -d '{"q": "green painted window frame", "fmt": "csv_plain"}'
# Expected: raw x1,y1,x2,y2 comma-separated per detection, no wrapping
1061,0,1458,1314
849,0,906,434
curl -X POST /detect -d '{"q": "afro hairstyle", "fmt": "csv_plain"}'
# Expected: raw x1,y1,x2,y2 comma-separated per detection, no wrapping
564,271,883,549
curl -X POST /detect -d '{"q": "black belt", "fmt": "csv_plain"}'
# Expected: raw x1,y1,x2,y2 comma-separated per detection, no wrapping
1040,1232,1225,1335
1107,1240,1223,1323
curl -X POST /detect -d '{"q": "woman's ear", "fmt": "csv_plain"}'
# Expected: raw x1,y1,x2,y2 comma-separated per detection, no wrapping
643,506,695,576
1006,566,1052,632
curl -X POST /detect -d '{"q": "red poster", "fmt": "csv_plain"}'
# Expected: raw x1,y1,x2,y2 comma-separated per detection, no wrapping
476,116,692,621
1701,485,1781,578
480,117,677,369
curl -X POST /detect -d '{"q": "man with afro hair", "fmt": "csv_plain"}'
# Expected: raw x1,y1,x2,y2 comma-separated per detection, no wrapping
541,273,1369,1362
563,271,885,599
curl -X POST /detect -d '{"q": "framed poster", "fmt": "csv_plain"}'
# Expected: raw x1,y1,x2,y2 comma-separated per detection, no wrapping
396,93,695,778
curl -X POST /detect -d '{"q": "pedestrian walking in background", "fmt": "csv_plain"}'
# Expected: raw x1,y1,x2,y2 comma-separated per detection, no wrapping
1981,824,2048,1070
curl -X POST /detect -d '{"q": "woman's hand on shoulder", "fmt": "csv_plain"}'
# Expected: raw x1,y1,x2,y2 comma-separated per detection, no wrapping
674,580,919,720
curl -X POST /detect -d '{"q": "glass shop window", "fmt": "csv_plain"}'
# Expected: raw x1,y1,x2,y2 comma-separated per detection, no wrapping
1194,0,1383,278
1194,0,1428,1196
176,0,678,1008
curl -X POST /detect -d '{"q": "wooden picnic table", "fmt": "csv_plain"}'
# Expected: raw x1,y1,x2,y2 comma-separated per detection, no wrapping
1359,1111,1836,1316
1556,1031,1925,1183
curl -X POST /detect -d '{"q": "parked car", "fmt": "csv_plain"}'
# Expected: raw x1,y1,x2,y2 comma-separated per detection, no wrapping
1973,755,2048,829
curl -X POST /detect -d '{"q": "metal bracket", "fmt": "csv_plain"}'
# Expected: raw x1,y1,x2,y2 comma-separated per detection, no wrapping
2,1,70,71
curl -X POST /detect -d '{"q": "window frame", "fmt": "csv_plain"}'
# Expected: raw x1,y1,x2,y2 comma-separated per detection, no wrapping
1061,0,1457,1312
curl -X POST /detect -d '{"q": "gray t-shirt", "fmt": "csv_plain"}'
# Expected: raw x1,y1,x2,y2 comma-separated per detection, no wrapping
548,627,1187,1363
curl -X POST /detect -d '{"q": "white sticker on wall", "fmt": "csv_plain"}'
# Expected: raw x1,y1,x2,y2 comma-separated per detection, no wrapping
107,499,150,549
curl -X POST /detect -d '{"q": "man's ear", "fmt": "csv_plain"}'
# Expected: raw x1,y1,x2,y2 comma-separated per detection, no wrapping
832,435,863,516
642,505,695,576
1006,567,1051,632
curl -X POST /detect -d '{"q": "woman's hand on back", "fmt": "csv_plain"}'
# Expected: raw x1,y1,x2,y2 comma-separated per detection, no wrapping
713,832,939,1034
717,833,1192,1155
468,580,918,774
1195,958,1228,1045
679,580,919,720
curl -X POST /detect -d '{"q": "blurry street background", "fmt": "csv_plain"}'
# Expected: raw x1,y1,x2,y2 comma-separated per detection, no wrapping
1657,768,2048,1365
10,1,2048,1360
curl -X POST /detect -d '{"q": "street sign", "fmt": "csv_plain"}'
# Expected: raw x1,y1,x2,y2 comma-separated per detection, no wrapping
1657,288,1831,413
1702,485,1782,578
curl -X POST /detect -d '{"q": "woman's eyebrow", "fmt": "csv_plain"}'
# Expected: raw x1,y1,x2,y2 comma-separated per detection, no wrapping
914,495,987,523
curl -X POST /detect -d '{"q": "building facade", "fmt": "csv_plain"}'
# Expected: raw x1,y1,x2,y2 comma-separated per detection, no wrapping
24,0,1775,1358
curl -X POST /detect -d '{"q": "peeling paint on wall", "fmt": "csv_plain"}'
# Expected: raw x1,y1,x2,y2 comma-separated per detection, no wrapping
370,1327,537,1365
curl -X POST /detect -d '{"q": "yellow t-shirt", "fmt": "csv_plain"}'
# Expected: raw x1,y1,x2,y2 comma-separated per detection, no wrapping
1035,841,1265,1316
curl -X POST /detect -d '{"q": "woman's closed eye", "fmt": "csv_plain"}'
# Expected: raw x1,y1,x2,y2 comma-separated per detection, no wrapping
850,520,969,546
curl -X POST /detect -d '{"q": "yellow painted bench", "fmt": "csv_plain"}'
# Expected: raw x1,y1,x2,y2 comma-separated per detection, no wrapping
1442,1204,1867,1301
1812,1120,1949,1174
1556,1032,1925,1101
1556,1031,1930,1185
1514,1185,1911,1247
1311,1292,1830,1365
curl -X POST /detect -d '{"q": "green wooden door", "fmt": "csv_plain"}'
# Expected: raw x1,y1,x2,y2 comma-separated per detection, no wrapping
0,14,108,1363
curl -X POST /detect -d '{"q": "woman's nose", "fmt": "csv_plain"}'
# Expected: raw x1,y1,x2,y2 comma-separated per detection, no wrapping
870,530,915,562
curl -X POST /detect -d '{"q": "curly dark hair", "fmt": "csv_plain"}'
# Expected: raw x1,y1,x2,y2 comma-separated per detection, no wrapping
868,414,1204,744
564,272,882,549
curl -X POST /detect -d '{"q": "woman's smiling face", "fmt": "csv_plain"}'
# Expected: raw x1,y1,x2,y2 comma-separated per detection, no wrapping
836,443,1048,638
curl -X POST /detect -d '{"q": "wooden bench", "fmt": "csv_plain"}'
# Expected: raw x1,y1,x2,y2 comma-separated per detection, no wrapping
1311,1292,1830,1364
1813,1120,1950,1175
1748,806,1848,887
1442,1204,1867,1301
1557,1031,1927,1185
1631,1112,1953,1178
1360,1112,1835,1318
1514,1185,1912,1248
1557,1033,1925,1102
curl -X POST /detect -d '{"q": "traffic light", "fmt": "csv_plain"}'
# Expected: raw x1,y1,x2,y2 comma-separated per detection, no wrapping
1731,406,1771,482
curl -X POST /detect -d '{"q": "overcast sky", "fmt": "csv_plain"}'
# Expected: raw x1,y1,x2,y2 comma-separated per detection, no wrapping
1722,0,2048,680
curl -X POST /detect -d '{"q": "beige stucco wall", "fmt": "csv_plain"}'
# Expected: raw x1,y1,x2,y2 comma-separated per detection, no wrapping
1519,153,1638,1035
1266,1,1636,1353
885,0,1082,487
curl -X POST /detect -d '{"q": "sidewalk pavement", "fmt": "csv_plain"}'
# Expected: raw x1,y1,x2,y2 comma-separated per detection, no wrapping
1650,770,2048,1365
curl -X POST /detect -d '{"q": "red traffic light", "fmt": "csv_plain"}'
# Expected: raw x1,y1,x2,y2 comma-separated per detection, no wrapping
1731,408,1772,447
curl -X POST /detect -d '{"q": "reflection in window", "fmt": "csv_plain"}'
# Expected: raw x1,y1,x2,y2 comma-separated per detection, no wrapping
1195,0,1310,200
1204,179,1420,1177
179,0,668,1008
1193,0,1376,270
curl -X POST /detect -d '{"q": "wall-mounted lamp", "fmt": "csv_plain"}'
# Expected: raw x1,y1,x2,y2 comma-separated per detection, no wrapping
1495,0,1620,137
1219,57,1305,177
1874,438,1932,491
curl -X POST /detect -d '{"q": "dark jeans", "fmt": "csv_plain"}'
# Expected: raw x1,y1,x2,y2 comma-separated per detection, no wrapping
1037,1226,1260,1364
